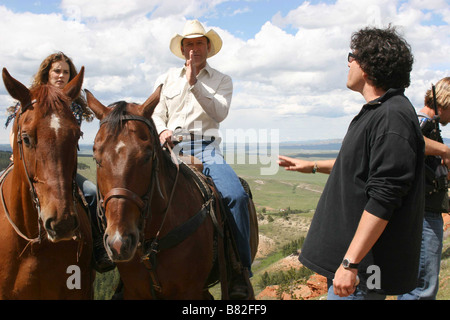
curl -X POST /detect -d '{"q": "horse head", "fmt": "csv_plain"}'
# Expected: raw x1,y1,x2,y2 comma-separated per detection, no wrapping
87,86,162,261
2,67,84,242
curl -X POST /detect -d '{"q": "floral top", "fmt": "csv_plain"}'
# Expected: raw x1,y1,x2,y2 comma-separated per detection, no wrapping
5,102,83,128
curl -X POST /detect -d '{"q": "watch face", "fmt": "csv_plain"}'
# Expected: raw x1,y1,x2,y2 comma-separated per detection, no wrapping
343,258,350,268
342,258,358,269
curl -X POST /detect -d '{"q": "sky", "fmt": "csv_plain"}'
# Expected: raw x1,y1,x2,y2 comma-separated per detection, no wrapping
0,0,449,145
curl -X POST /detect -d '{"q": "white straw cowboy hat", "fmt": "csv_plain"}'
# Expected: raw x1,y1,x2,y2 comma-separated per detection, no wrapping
170,20,223,60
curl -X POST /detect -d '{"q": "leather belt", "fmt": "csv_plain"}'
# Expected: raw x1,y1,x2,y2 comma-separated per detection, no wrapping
189,133,215,141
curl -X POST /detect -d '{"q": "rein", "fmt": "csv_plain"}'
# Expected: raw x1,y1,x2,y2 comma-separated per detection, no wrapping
0,163,43,244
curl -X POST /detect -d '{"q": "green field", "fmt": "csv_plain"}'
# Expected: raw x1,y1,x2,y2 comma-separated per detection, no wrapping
77,155,97,182
77,151,330,214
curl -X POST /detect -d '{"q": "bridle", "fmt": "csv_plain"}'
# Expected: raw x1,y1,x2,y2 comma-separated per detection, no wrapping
96,114,175,243
5,100,44,243
0,99,79,244
96,112,219,297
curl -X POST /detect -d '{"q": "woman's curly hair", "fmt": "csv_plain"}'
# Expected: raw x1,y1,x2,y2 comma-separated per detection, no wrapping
350,26,414,91
31,52,93,122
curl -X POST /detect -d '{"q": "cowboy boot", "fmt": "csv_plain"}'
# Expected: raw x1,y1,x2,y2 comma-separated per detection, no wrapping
91,214,116,273
229,267,254,300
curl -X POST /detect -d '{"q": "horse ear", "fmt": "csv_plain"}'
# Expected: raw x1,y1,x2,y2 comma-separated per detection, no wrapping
2,68,30,102
63,66,84,101
85,89,109,120
142,84,162,118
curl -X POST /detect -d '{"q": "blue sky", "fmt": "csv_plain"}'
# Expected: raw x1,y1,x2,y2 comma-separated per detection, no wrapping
0,0,59,14
0,0,449,145
204,0,305,39
0,0,317,38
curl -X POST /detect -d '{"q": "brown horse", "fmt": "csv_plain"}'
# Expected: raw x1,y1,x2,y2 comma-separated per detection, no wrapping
0,68,94,299
86,88,258,299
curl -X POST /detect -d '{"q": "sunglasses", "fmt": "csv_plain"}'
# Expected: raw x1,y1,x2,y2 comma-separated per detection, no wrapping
348,52,356,63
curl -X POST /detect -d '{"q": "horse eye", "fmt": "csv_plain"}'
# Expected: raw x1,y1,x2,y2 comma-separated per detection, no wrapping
21,133,32,147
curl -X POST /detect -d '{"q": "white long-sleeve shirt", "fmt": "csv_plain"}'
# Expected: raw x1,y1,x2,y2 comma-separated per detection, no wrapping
152,63,233,141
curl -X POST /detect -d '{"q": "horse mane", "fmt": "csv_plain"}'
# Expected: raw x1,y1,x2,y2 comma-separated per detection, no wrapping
103,101,173,170
104,101,129,135
30,84,72,118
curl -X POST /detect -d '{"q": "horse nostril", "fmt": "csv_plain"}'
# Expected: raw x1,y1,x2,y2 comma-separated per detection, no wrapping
45,217,55,232
44,214,78,241
44,217,58,240
105,232,138,261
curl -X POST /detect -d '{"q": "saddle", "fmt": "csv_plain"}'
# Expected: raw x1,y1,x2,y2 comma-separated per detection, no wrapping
178,155,204,172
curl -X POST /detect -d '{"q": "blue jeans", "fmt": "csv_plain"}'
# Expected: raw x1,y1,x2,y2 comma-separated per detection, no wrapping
176,140,252,271
327,279,386,300
75,173,97,214
398,211,443,300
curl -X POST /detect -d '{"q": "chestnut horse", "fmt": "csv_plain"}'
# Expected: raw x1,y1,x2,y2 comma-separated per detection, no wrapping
86,88,258,299
0,68,94,299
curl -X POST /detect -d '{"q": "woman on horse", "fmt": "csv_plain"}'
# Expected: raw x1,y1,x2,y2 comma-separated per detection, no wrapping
4,52,114,272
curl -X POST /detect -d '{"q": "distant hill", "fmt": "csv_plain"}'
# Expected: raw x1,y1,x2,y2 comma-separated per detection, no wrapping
78,144,94,155
279,140,342,151
0,145,11,152
0,150,12,171
0,144,93,154
2,137,450,157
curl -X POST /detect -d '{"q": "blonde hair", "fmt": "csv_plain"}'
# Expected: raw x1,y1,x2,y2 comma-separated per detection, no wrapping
425,77,450,111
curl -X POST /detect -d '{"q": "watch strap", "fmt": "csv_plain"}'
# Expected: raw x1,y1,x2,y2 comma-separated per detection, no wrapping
342,258,359,269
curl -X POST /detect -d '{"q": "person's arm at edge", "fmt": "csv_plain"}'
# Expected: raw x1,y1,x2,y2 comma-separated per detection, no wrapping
278,155,335,174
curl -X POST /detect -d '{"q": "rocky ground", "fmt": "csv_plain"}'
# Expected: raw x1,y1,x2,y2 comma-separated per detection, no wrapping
255,232,328,300
255,213,450,300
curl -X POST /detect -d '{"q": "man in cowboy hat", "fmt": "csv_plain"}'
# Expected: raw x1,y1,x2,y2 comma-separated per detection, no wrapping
152,20,252,299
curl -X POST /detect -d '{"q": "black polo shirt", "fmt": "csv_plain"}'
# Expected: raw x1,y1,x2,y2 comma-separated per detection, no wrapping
299,88,425,295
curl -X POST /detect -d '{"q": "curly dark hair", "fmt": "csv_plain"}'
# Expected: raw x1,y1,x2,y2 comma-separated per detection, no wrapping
350,26,414,91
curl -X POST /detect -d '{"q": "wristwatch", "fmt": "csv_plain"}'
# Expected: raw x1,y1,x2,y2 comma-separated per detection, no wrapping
312,162,318,174
342,258,359,269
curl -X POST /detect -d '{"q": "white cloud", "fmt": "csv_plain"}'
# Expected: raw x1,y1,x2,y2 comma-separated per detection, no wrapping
60,0,228,21
0,0,449,145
